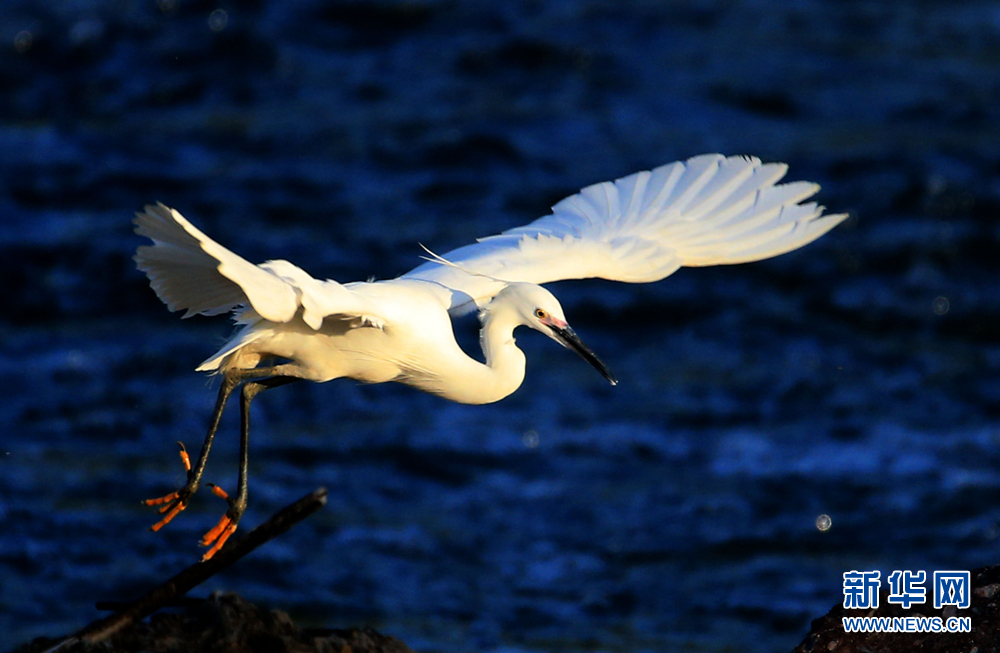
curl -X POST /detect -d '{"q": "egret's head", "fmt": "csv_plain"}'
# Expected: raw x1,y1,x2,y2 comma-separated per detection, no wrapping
488,282,617,386
492,282,566,330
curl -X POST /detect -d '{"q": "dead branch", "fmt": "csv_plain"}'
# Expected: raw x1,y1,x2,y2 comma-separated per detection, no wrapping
43,487,328,652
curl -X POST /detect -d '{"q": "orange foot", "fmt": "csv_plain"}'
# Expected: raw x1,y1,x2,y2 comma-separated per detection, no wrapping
143,442,193,531
198,484,241,561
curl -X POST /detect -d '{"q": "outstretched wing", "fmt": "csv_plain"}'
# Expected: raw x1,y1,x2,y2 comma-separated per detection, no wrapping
134,203,377,330
403,154,847,314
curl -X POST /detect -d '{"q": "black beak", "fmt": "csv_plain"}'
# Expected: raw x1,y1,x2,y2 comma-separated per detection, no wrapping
550,325,618,386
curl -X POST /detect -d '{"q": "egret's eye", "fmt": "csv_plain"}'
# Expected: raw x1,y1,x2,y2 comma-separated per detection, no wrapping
534,308,548,319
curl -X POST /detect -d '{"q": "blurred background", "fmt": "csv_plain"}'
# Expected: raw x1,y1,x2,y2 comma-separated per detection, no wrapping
1,1,998,651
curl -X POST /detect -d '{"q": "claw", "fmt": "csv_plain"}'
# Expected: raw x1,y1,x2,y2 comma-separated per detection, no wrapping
143,490,180,507
150,499,187,531
199,512,238,561
201,519,238,561
176,441,191,472
208,483,229,500
196,483,242,560
143,442,194,530
199,512,234,547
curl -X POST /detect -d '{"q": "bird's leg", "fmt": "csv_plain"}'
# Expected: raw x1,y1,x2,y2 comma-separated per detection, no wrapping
144,371,241,531
198,375,299,560
143,365,293,532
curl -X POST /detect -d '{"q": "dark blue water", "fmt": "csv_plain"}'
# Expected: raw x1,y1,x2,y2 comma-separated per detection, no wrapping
2,1,999,651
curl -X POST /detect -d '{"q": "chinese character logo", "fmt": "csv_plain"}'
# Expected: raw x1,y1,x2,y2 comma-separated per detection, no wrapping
887,570,927,608
934,571,971,609
843,570,881,609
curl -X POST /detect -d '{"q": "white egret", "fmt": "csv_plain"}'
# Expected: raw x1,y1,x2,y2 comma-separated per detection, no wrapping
134,153,846,559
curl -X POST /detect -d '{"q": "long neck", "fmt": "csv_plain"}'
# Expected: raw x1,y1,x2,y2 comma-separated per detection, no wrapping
479,307,527,396
432,307,525,405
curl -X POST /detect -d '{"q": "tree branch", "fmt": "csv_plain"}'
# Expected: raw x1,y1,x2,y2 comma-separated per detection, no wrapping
43,487,328,652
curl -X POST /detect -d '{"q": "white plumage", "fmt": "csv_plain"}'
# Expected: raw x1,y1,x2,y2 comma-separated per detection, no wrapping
134,153,847,558
403,153,843,313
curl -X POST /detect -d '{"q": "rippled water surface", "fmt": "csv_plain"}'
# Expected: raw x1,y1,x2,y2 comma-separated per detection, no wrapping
2,1,999,651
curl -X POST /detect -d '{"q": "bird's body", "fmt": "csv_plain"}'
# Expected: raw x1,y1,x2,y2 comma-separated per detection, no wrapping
134,153,847,558
199,278,534,404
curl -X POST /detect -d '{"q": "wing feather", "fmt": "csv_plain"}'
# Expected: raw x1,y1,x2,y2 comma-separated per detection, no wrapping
134,203,375,329
403,154,846,313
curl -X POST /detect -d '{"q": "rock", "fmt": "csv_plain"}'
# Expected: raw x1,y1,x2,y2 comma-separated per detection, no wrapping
11,592,414,653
